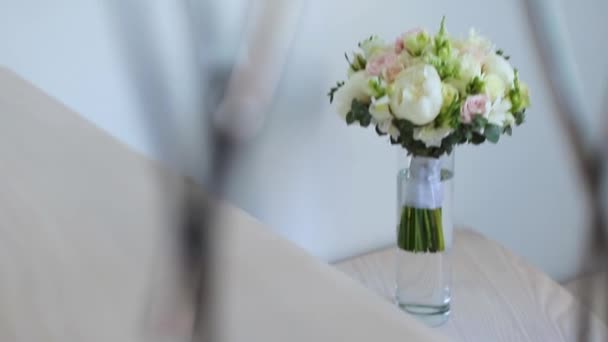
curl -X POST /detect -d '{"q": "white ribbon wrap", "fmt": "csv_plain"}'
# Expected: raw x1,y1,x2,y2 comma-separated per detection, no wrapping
404,157,444,209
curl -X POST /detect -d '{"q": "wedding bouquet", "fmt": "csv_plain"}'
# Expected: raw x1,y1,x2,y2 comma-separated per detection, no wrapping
329,17,530,253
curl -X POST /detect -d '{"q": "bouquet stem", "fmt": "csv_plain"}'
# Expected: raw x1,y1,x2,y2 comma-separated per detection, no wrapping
397,206,445,253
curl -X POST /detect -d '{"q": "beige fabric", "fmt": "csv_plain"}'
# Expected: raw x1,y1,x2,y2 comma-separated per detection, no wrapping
0,67,447,341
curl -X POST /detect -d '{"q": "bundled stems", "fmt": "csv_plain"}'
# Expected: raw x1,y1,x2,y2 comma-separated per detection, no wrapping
397,206,445,253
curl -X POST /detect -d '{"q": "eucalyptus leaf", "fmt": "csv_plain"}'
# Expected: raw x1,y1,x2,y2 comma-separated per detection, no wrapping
471,132,486,145
484,124,501,143
345,111,355,125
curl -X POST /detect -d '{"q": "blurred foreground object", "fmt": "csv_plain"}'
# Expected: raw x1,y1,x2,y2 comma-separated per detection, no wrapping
106,0,304,340
0,68,448,341
523,0,608,341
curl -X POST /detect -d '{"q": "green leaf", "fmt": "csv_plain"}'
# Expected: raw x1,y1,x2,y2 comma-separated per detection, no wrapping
375,125,387,136
515,110,526,125
471,115,488,130
344,52,366,72
464,130,473,141
503,125,513,136
368,78,386,98
327,81,344,104
466,76,485,95
359,115,371,127
345,99,374,127
484,124,501,143
496,49,511,60
344,52,351,65
471,132,486,145
345,111,355,125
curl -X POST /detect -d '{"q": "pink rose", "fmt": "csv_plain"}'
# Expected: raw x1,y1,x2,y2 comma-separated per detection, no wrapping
366,52,398,76
382,63,404,82
394,37,405,54
461,94,490,123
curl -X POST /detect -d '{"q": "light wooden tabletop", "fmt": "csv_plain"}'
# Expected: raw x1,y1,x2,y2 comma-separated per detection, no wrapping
335,229,608,341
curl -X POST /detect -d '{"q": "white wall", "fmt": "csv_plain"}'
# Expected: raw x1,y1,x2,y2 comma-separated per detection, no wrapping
1,0,606,281
0,0,209,177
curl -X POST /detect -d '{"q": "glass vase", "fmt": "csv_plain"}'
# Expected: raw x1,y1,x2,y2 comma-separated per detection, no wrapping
395,152,454,327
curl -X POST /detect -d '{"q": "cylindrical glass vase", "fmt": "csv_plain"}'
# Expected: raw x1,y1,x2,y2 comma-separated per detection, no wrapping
395,152,454,327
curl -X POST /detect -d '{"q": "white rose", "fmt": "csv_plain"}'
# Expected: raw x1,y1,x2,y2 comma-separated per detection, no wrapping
487,97,514,127
369,95,392,122
413,126,453,148
483,74,506,101
459,53,481,82
334,71,371,119
482,54,514,89
389,64,443,125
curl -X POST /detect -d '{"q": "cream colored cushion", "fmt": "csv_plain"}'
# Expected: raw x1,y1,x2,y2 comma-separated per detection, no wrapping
0,68,447,341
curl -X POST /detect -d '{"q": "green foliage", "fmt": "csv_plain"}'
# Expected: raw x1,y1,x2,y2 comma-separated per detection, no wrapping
357,35,376,48
327,81,344,104
375,125,387,136
345,52,366,72
484,124,501,143
367,78,387,98
422,16,460,80
466,76,485,94
496,49,511,60
345,99,373,127
514,109,526,126
509,70,530,113
471,132,486,145
392,115,498,157
471,115,488,131
424,54,460,80
435,96,461,129
405,31,432,57
391,119,455,158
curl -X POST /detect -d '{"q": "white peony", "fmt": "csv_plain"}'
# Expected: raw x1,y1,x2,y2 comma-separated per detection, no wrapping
369,95,392,122
413,126,453,148
487,97,515,127
389,64,443,125
334,71,371,119
483,74,506,101
459,53,481,82
482,54,514,89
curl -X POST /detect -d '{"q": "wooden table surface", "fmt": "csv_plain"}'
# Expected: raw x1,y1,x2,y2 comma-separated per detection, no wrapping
335,230,608,341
